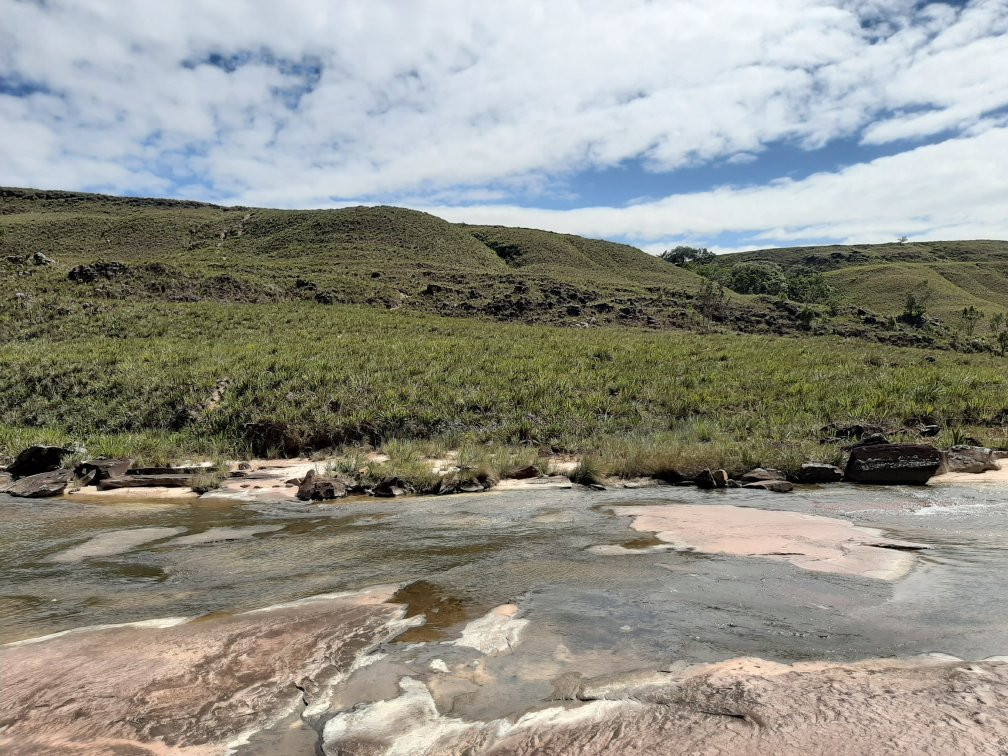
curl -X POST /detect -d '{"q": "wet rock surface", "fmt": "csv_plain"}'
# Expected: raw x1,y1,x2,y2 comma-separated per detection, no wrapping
5,468,76,497
844,443,942,485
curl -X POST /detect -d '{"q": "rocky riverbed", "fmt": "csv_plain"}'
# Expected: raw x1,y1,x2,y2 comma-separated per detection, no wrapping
1,467,1007,754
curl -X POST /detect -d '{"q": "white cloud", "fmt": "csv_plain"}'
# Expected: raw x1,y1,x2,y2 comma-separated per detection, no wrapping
421,126,1008,247
0,0,1006,247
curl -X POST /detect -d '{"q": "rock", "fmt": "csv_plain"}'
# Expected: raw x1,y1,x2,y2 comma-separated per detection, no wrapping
694,468,717,489
370,476,412,498
919,424,941,437
296,469,349,501
76,457,133,483
31,251,55,266
844,444,942,485
97,474,192,490
238,461,252,470
7,445,74,479
67,261,129,283
711,469,729,487
509,465,540,480
742,479,794,493
798,462,844,484
739,467,785,483
0,471,12,489
6,469,74,497
128,466,210,475
938,446,999,475
588,482,606,491
726,479,741,488
456,480,485,493
844,433,890,451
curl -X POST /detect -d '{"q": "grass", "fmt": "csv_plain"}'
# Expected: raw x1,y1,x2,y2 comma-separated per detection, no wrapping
0,301,1005,475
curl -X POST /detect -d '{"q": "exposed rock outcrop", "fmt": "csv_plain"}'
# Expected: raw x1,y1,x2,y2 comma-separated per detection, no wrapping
798,462,844,484
938,445,1000,475
5,469,76,498
742,479,794,493
296,469,349,501
739,468,785,483
7,445,75,479
75,457,134,483
844,444,942,485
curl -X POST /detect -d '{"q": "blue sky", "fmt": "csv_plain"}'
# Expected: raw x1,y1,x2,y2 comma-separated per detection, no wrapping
2,0,1007,252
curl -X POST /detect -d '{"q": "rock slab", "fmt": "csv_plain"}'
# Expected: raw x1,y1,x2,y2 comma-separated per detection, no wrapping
5,469,75,498
938,445,999,475
844,444,942,485
798,462,844,484
7,445,73,479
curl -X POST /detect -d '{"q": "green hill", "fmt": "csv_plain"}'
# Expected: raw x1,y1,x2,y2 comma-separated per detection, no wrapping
711,240,1008,321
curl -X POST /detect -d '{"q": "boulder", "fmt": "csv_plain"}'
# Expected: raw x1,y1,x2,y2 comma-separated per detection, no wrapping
76,457,133,483
742,480,794,493
8,445,74,479
740,468,785,483
694,469,717,489
711,469,729,487
844,444,942,485
6,469,74,498
938,446,999,475
370,476,412,498
798,463,844,484
31,251,55,266
97,474,192,490
296,469,349,501
510,465,540,480
919,424,941,437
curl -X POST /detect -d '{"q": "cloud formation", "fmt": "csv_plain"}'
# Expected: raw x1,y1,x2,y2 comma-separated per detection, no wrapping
1,0,1007,249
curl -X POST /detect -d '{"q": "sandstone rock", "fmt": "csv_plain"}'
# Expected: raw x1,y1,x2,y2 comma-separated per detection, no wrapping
509,465,539,480
694,468,717,489
7,445,74,479
6,469,74,497
370,476,412,498
844,444,942,485
742,479,794,493
296,469,349,501
98,474,192,490
798,462,844,484
938,445,999,475
739,467,785,483
76,457,133,483
726,479,741,488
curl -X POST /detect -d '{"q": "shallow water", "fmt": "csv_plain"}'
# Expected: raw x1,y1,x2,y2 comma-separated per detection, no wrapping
2,477,1007,750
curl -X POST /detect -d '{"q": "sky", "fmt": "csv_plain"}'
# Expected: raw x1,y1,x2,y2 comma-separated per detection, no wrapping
2,0,1007,253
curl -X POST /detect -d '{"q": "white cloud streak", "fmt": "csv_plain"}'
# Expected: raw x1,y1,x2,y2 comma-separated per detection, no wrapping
1,0,1007,247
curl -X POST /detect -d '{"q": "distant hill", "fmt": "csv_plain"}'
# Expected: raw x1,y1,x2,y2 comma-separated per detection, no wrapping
2,187,1004,346
711,240,1008,320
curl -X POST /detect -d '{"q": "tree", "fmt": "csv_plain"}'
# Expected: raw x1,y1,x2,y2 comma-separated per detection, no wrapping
660,245,714,266
897,235,909,244
960,306,983,339
900,283,932,325
697,278,726,329
992,312,1008,356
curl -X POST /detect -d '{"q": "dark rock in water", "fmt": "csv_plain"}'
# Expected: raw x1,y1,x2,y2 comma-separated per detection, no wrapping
510,465,539,480
296,469,349,501
588,482,607,491
8,445,74,479
76,457,133,483
844,444,942,485
98,474,192,490
919,424,941,437
845,433,890,451
726,479,741,488
6,469,75,497
743,479,794,493
798,462,844,484
740,467,785,483
938,446,999,475
711,469,729,487
370,476,412,498
694,468,717,489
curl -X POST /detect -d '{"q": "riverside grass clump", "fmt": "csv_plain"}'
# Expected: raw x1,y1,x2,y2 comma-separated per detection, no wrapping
0,300,1006,477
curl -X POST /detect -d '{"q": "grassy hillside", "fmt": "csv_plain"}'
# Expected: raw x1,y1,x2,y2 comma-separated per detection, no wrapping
711,240,1008,321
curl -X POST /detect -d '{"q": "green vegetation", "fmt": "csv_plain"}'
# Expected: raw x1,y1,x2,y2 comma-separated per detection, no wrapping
1,188,1006,476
